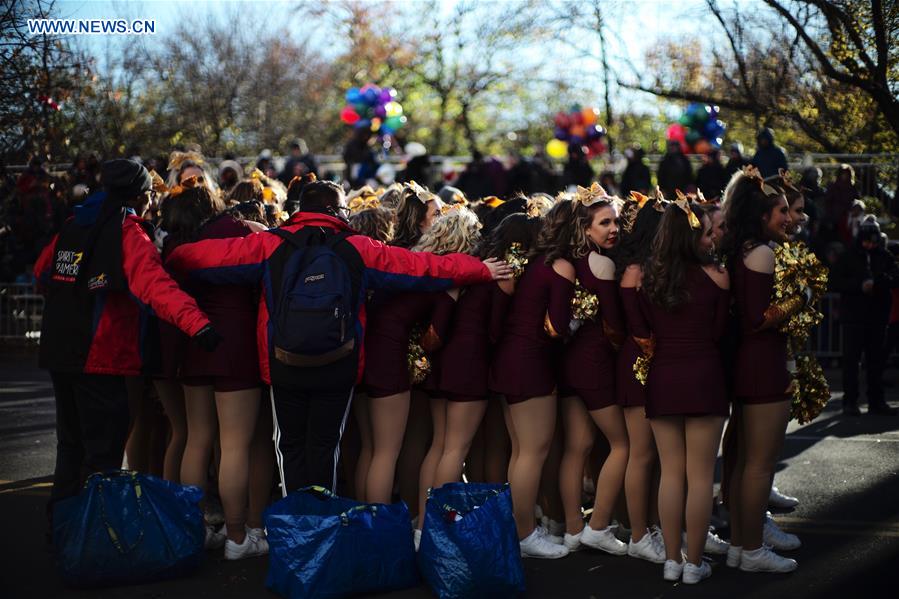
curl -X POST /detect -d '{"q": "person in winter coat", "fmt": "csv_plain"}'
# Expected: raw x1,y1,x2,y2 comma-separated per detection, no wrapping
165,180,512,494
657,141,694,200
750,128,788,179
34,159,220,516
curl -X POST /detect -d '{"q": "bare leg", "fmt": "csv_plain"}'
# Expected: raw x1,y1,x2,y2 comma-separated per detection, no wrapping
215,388,261,544
484,398,511,483
434,400,488,487
558,396,596,534
683,416,726,565
398,392,431,520
727,404,747,547
738,401,791,551
463,418,486,483
353,393,373,501
650,416,686,562
181,385,217,507
248,392,273,530
507,395,557,539
154,379,186,483
365,392,410,504
125,376,151,472
587,404,629,531
623,406,657,541
418,397,447,521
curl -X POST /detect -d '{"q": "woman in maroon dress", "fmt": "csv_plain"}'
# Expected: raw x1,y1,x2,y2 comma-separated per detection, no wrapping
426,214,541,507
160,185,272,561
556,189,632,556
490,199,581,559
362,208,487,508
641,199,730,584
612,193,666,563
722,169,802,574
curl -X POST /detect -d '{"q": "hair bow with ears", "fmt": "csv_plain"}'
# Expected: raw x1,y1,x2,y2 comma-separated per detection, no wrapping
674,190,702,229
628,191,650,210
742,165,781,197
574,182,611,207
167,150,205,173
652,186,669,212
147,170,168,194
403,180,433,204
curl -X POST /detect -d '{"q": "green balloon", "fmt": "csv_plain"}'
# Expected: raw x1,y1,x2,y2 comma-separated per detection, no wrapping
385,115,406,130
678,114,691,126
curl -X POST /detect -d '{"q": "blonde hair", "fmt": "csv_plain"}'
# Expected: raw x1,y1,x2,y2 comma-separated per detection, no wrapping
413,207,481,255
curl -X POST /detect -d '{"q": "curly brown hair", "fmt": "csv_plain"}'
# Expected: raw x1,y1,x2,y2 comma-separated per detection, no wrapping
349,207,395,243
532,200,577,265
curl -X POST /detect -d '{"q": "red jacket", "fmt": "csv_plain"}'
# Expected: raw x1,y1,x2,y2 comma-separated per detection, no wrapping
165,212,492,385
35,214,210,375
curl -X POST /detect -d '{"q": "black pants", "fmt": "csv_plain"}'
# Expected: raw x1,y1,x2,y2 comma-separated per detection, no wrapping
48,371,130,512
842,322,887,407
270,385,354,496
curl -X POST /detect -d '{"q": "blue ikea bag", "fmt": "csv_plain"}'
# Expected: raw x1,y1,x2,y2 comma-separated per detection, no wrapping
264,486,419,599
52,470,204,587
419,482,525,599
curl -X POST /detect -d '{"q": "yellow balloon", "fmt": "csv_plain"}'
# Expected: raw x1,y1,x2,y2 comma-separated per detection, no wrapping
385,101,403,118
546,139,568,159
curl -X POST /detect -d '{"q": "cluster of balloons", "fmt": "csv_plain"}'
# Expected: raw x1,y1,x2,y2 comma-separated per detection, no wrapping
665,103,726,154
545,105,608,159
340,85,407,137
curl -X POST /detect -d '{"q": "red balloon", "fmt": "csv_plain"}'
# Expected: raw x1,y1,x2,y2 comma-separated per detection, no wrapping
666,123,687,142
554,112,572,130
340,105,360,125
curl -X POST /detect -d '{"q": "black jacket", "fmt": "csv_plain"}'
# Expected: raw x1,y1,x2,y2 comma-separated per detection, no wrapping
832,243,899,325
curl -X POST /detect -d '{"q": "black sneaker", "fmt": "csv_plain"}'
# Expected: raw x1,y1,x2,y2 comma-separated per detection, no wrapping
842,404,862,417
867,404,898,416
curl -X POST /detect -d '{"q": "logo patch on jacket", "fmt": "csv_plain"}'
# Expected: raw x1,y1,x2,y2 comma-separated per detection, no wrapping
52,250,83,282
88,273,109,291
304,273,325,284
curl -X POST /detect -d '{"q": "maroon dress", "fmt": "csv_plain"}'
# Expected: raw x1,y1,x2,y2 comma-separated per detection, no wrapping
617,286,651,408
437,282,511,402
732,258,791,404
490,258,574,404
176,215,261,390
560,255,625,410
642,267,730,418
363,290,456,398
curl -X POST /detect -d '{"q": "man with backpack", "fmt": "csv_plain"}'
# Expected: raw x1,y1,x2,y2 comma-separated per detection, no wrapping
166,180,511,494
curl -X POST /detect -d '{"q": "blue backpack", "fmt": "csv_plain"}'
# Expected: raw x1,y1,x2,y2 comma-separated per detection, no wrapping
270,228,357,368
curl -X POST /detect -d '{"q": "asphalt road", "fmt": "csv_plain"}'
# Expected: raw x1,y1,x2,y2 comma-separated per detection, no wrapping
1,350,897,598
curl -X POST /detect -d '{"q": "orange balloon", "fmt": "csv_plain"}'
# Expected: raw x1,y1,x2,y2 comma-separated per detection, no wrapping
570,125,586,138
582,107,598,125
693,139,711,154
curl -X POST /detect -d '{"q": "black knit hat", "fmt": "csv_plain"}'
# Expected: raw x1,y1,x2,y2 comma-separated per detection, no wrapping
100,159,152,200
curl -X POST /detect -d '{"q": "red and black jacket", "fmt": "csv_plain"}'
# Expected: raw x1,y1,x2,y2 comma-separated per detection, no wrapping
34,213,210,376
165,212,493,387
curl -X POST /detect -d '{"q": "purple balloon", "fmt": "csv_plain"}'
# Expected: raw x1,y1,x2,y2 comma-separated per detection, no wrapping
554,127,570,140
379,87,397,103
374,105,387,119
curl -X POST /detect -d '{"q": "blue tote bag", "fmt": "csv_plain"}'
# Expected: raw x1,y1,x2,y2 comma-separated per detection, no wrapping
418,482,525,599
264,486,419,599
52,470,205,587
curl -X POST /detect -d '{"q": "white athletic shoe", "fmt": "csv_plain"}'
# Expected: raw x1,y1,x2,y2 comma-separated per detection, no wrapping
663,559,684,581
205,524,226,550
413,528,422,552
682,560,712,584
541,516,566,538
764,513,801,550
739,546,798,573
768,486,800,509
538,525,564,545
520,527,569,559
224,531,268,560
563,530,583,552
726,545,743,568
682,527,730,555
628,528,666,563
580,523,627,555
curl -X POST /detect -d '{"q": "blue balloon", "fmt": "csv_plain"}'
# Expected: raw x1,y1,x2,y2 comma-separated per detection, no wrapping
345,88,361,104
380,125,395,136
354,118,371,129
364,88,380,106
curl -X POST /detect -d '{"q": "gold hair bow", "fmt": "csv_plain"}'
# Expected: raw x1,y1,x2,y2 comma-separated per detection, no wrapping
527,195,554,218
674,190,702,229
742,165,781,196
652,186,668,212
405,180,431,204
167,150,205,173
574,182,610,207
148,170,168,194
483,196,504,208
348,195,381,213
628,191,650,210
167,174,202,198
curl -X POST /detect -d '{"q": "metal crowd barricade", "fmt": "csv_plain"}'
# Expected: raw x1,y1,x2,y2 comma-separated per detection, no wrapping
0,283,43,344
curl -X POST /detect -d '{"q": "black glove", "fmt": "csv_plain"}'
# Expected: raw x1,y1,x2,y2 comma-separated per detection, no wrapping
193,324,223,353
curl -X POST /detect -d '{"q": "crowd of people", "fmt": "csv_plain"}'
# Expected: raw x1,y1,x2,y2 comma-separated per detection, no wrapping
14,128,899,589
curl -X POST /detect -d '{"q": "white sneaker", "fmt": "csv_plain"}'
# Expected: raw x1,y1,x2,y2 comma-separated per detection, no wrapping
768,486,800,509
739,546,798,573
563,530,582,552
628,529,666,563
541,516,566,539
224,531,268,560
580,523,627,555
520,527,570,559
413,528,422,552
764,513,801,550
682,527,730,555
663,559,684,581
538,525,564,545
682,560,712,584
205,524,225,550
726,545,742,567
